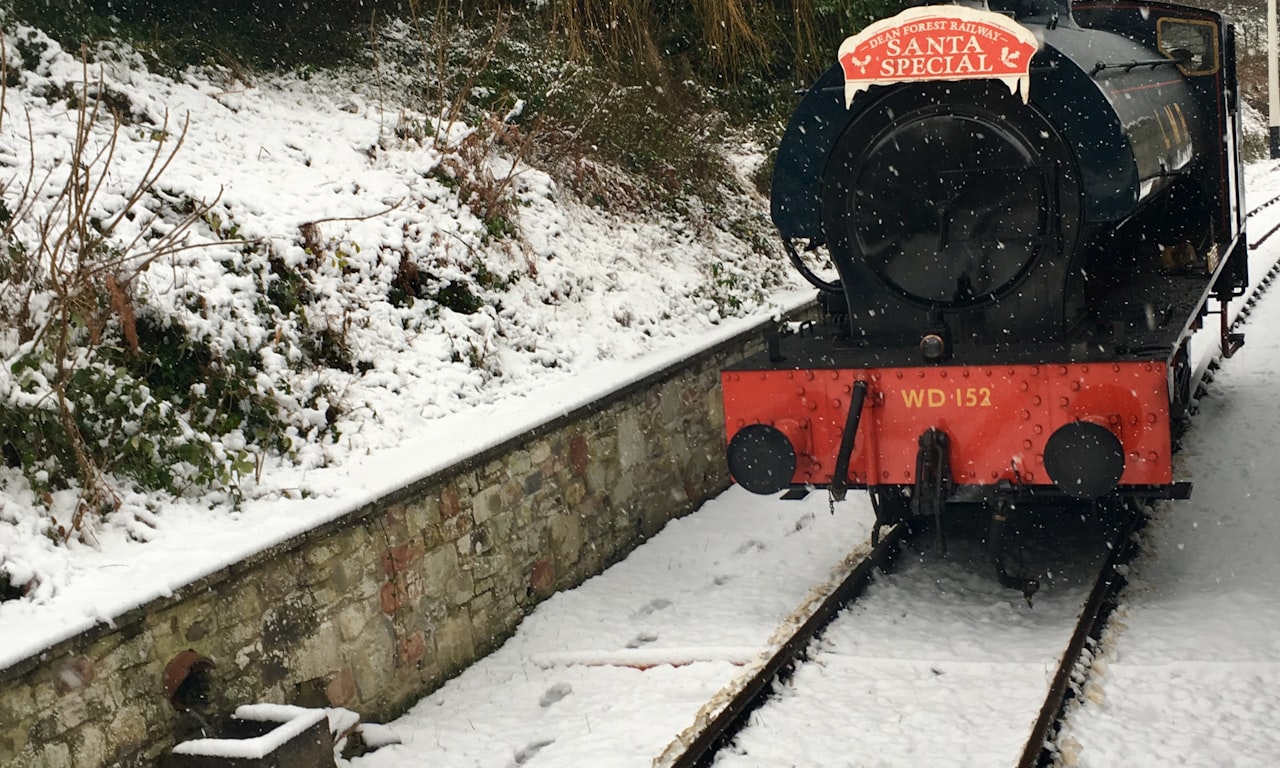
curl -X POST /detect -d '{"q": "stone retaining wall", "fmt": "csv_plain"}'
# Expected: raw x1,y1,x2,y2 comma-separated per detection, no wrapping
0,312,798,768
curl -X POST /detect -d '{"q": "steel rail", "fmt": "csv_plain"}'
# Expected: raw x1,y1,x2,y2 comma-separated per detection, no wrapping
1246,190,1280,219
659,523,906,768
1247,191,1280,248
1016,508,1142,767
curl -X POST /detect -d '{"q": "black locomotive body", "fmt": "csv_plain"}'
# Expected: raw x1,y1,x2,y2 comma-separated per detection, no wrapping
723,0,1247,548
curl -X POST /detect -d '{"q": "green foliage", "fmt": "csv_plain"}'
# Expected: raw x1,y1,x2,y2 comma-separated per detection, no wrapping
0,192,283,504
7,0,408,70
386,246,514,316
697,260,770,317
265,254,314,316
435,280,484,315
0,324,264,501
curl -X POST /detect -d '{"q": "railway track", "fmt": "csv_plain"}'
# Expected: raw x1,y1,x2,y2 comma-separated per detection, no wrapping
652,509,1139,768
1247,189,1280,248
651,193,1280,768
1239,190,1280,323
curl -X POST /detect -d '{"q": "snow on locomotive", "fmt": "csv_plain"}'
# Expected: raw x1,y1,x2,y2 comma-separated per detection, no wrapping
722,0,1248,574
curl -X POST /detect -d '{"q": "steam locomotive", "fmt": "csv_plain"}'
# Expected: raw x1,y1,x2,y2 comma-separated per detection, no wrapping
722,0,1248,584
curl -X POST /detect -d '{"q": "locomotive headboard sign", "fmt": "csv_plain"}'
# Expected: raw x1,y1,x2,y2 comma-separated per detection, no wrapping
838,5,1040,107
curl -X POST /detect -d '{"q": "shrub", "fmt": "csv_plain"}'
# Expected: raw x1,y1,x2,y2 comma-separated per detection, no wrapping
0,55,284,531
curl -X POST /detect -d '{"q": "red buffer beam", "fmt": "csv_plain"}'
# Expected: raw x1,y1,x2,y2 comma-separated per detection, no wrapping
723,362,1173,497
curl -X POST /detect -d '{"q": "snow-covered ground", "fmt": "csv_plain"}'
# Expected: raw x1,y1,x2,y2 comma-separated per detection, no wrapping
347,490,876,768
0,23,804,670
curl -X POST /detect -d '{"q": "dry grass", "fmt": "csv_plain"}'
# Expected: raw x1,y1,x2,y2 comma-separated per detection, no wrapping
544,0,797,79
548,0,661,70
690,0,770,75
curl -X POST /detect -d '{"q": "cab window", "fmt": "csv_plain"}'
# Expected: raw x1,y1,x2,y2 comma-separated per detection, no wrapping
1158,18,1219,76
